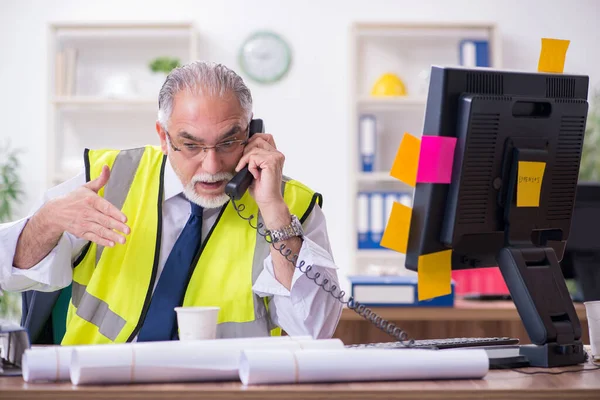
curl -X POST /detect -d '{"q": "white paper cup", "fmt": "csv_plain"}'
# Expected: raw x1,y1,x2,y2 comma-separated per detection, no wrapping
584,300,600,360
174,306,220,341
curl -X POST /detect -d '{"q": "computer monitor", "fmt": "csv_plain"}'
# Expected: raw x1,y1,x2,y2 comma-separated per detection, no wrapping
405,65,590,367
561,182,600,302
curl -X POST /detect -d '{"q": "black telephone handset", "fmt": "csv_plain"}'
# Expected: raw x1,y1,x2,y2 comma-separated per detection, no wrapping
226,118,414,346
225,119,265,200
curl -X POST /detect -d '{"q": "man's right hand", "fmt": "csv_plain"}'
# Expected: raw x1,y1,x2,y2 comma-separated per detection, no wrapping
43,165,130,248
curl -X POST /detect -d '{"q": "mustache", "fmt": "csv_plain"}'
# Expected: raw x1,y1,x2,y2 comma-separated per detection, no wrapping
190,172,234,184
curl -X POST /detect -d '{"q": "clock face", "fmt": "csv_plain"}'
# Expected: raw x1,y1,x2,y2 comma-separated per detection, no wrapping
239,31,291,84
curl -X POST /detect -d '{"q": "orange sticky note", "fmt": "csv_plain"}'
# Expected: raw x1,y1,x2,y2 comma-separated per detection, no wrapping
390,133,421,187
380,202,412,253
417,250,452,301
538,38,570,73
517,161,546,207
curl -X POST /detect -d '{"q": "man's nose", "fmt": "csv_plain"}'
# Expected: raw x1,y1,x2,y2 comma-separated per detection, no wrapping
200,148,222,175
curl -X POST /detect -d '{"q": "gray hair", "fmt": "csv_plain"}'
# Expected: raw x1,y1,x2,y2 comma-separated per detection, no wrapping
157,61,253,130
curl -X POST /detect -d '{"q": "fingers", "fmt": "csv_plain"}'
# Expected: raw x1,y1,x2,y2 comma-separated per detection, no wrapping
90,195,128,224
236,148,269,172
86,211,130,238
85,165,111,193
236,137,283,173
250,133,276,148
236,148,285,175
81,230,117,248
77,200,129,246
245,136,276,153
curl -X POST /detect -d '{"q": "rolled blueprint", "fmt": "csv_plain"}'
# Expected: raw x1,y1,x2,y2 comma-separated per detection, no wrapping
22,346,75,383
239,348,489,385
71,337,343,385
23,335,313,383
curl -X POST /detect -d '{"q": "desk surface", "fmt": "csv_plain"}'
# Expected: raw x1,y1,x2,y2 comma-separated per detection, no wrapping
340,299,588,322
2,362,600,400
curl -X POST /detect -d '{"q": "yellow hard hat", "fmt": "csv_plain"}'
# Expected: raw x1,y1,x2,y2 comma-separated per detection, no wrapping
371,73,407,96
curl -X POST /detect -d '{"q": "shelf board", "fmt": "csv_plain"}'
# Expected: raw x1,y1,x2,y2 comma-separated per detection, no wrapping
357,96,427,110
354,23,493,40
357,172,414,186
53,97,157,109
52,22,194,38
356,249,405,259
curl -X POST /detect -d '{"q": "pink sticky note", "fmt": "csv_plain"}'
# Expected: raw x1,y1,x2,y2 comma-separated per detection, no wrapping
416,136,457,184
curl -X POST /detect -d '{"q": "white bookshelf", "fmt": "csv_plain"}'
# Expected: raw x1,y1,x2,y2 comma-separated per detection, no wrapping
47,22,198,187
349,22,501,276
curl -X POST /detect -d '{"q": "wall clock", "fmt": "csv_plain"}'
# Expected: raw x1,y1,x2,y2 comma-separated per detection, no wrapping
239,31,292,84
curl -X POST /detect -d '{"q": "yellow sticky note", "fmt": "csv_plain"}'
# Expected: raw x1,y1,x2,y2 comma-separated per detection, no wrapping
517,161,546,207
380,202,412,253
538,38,570,73
417,250,452,301
390,132,421,187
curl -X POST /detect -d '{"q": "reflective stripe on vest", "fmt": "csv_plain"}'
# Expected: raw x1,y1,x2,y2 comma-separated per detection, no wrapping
62,146,321,345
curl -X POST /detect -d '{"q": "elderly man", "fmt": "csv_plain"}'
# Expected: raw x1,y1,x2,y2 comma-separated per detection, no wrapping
0,61,342,345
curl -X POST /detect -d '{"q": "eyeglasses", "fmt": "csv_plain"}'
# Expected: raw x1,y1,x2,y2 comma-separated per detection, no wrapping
165,129,249,160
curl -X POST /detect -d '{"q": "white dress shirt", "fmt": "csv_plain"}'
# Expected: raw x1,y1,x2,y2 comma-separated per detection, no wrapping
0,160,342,339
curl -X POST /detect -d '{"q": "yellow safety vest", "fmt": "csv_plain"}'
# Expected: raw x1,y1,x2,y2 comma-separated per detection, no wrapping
61,146,323,345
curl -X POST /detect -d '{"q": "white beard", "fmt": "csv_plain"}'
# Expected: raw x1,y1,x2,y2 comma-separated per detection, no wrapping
183,172,234,209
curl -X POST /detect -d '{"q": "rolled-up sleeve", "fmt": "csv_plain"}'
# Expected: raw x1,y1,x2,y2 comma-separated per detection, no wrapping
0,172,86,293
252,205,343,339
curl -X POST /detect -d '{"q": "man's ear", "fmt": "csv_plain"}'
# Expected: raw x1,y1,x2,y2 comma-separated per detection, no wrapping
156,121,168,155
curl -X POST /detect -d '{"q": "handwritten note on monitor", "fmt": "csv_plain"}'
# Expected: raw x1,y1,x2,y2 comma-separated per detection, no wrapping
538,38,570,73
390,133,420,187
416,136,457,184
417,249,452,301
380,202,412,254
517,161,546,207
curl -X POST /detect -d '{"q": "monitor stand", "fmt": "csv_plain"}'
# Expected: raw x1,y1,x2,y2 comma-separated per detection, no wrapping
496,147,586,367
497,247,586,367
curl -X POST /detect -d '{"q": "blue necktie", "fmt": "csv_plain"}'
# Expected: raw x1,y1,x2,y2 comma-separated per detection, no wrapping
137,202,203,341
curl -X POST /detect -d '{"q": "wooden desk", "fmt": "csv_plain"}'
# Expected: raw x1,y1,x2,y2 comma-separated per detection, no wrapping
334,299,589,345
2,360,599,400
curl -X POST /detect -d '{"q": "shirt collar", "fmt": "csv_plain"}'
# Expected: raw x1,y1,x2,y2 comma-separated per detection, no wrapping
163,158,185,202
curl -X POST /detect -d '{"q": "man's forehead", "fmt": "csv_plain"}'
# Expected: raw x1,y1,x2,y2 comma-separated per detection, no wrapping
171,91,244,117
169,93,245,133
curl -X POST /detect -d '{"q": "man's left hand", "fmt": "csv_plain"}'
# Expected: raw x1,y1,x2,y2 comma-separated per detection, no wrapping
235,133,287,215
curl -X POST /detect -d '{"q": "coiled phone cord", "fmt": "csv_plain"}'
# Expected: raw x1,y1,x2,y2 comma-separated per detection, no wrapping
231,198,415,347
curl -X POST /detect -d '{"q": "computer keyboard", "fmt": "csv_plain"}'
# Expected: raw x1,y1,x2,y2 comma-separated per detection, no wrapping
346,337,520,350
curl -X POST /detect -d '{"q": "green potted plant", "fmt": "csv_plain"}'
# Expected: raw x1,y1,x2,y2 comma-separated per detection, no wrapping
148,56,181,93
0,141,24,323
149,56,181,74
579,87,600,182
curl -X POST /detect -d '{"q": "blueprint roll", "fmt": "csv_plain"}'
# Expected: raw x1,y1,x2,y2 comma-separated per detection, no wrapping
70,337,341,385
239,348,489,385
359,115,376,172
22,346,74,382
22,335,313,383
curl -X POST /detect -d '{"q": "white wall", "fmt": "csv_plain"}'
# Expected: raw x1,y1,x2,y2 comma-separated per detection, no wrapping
1,0,599,287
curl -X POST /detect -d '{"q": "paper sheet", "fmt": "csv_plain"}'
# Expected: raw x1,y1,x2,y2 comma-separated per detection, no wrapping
70,337,343,385
417,250,452,301
416,136,457,184
380,202,412,253
239,348,489,385
538,38,570,73
517,161,546,207
22,335,313,383
390,132,420,187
